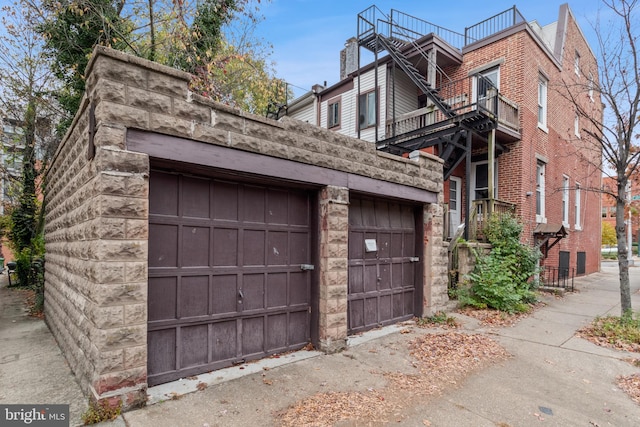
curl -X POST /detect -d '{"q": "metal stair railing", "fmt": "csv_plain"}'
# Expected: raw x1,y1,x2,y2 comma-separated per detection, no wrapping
375,34,456,118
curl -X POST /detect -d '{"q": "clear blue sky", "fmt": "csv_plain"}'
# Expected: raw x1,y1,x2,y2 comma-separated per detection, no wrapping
255,0,604,98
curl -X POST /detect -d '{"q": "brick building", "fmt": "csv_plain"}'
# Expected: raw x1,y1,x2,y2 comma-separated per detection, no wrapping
288,3,603,279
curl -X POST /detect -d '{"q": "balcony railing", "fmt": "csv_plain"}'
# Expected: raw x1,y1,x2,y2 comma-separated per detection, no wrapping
468,199,516,242
385,75,519,139
464,6,527,46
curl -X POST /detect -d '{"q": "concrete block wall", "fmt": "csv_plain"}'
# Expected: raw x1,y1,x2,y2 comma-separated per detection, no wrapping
44,46,447,408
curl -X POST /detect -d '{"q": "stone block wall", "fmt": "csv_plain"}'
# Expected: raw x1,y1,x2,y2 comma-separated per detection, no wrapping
44,46,447,408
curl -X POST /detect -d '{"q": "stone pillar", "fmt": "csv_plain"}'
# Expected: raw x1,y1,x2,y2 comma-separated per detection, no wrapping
317,186,349,352
423,192,450,316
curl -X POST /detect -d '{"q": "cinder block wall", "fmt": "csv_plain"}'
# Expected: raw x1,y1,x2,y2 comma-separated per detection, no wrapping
44,46,448,408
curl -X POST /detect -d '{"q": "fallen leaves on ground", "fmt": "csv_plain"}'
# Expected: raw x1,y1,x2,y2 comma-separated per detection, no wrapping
576,319,640,353
458,302,545,327
617,374,640,405
275,332,509,426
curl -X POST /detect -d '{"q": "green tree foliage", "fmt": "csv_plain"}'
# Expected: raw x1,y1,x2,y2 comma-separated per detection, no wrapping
36,0,131,134
457,213,541,313
602,220,617,247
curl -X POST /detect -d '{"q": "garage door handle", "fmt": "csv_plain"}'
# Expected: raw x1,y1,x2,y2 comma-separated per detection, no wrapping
238,289,244,299
300,264,315,271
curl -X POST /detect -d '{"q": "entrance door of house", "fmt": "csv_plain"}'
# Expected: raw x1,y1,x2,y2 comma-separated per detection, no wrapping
449,177,462,238
559,251,570,280
147,169,313,386
347,197,420,334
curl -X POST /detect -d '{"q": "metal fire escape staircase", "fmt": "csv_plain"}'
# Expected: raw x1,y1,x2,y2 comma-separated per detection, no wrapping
357,7,500,179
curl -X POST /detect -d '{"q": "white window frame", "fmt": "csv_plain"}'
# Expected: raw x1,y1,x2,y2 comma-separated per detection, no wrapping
562,175,570,227
574,113,581,138
358,90,377,130
328,100,340,128
538,75,548,130
473,66,500,106
575,183,582,230
588,73,594,102
536,161,546,223
574,50,581,76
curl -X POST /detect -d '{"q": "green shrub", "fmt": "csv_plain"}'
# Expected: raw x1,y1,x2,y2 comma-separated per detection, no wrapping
457,213,540,313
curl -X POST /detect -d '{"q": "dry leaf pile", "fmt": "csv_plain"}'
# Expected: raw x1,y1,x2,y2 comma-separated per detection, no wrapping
617,374,640,405
276,332,509,426
458,302,545,327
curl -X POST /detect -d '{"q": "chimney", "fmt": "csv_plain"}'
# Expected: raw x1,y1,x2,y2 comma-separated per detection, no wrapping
340,37,358,81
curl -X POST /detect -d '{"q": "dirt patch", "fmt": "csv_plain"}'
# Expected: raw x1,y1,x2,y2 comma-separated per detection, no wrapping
275,332,510,426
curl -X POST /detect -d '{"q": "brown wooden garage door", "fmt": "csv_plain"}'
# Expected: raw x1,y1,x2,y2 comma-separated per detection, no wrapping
348,197,419,334
147,170,313,386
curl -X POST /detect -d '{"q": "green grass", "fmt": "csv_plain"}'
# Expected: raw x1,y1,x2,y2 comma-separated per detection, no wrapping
416,311,459,327
590,314,640,347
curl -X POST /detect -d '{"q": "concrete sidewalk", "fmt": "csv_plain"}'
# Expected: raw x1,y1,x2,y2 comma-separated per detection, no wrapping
2,263,640,426
0,274,87,426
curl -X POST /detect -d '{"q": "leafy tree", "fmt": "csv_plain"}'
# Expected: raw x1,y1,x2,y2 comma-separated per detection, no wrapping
35,0,131,134
563,0,639,316
602,220,617,247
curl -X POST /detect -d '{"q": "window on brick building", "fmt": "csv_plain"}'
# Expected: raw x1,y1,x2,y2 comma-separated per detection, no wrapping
574,113,581,138
588,73,594,102
562,176,570,226
538,75,547,129
602,207,608,218
574,50,581,76
575,183,582,230
536,161,546,223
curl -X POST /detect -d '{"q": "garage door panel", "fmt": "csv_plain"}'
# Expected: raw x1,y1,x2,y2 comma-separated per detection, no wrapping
148,329,176,374
289,272,310,305
212,275,238,315
361,199,376,226
290,232,310,264
243,274,265,311
267,190,289,224
378,264,391,290
212,182,239,221
266,314,287,351
149,224,178,267
181,324,209,368
348,197,419,334
182,226,210,267
242,317,264,355
150,172,178,216
244,187,266,223
267,273,287,308
364,265,377,293
267,231,288,265
244,230,266,266
149,170,312,385
211,321,237,361
290,193,310,226
213,228,238,266
365,298,378,326
349,299,364,330
149,277,177,321
375,201,391,228
349,265,364,294
289,311,310,345
180,276,209,318
182,176,211,218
